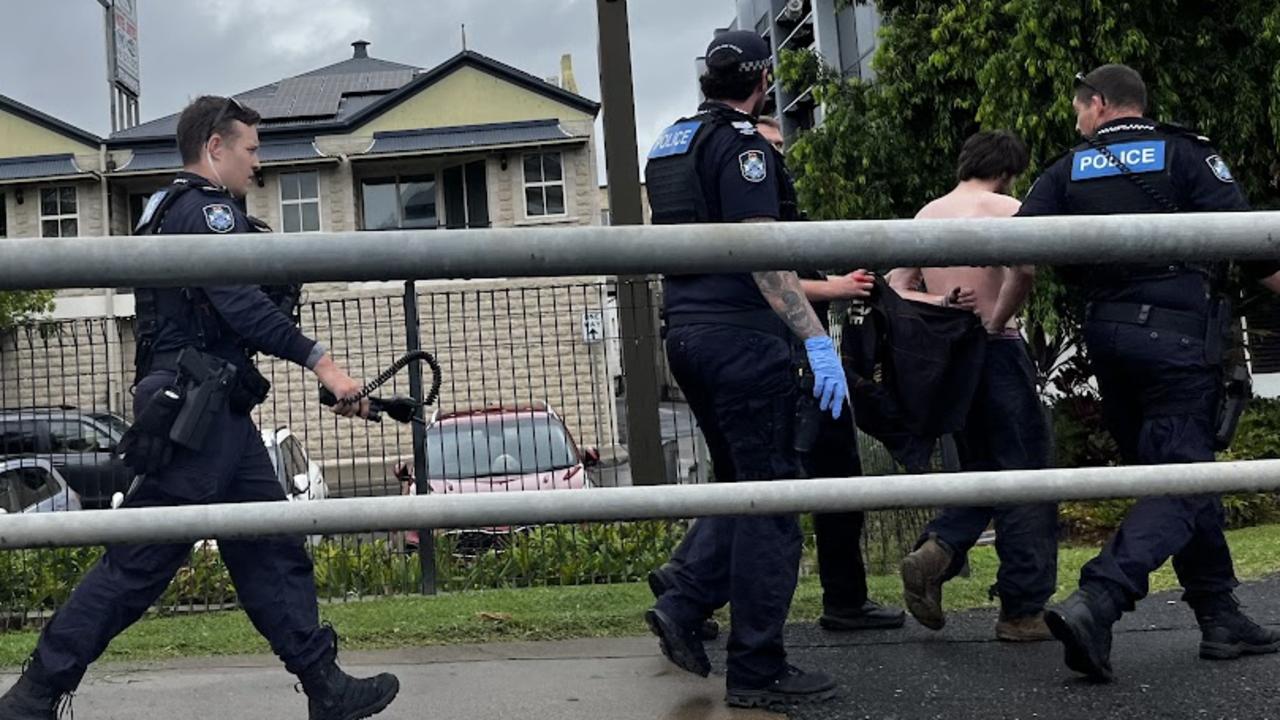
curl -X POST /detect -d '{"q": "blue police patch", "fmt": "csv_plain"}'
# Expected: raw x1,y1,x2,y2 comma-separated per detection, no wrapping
1206,155,1235,183
648,121,702,159
1071,140,1166,181
740,150,767,183
134,190,168,233
203,204,236,233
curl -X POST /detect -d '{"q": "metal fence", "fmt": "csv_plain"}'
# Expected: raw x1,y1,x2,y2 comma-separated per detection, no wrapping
0,277,933,623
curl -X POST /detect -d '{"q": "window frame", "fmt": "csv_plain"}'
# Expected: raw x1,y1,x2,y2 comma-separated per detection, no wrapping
360,174,439,231
521,152,568,219
278,171,323,233
39,186,79,238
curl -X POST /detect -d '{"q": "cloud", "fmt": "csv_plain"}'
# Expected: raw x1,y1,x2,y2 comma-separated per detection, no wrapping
190,0,374,58
0,0,730,180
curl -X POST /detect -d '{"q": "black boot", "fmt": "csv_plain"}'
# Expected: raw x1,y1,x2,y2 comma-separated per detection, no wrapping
647,564,720,641
1190,593,1280,661
0,659,71,720
725,665,838,711
298,637,400,720
819,600,907,631
1044,587,1121,683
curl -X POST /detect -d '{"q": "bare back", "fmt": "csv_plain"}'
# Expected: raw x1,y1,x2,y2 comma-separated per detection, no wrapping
897,186,1023,328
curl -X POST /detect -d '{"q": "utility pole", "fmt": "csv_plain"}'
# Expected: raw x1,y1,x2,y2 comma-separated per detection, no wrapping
596,0,665,486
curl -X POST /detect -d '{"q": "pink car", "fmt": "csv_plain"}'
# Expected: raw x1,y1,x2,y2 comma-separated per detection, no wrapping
400,403,599,550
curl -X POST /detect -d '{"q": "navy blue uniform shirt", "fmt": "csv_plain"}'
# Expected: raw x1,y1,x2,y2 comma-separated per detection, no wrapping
142,172,321,369
1017,117,1276,309
663,103,787,316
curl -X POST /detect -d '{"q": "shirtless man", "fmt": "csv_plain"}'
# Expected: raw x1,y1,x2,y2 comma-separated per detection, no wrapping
890,131,1058,642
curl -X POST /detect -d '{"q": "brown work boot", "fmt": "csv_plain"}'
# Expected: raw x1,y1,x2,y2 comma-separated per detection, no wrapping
996,612,1053,642
900,536,953,631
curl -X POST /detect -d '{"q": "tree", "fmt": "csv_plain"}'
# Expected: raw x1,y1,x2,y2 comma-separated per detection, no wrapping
783,0,1280,389
0,291,54,331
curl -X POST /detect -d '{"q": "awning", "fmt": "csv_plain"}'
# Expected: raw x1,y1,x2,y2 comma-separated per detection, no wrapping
0,154,93,185
361,119,584,158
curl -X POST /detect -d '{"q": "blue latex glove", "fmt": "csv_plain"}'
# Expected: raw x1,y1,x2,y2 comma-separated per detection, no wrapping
804,336,850,420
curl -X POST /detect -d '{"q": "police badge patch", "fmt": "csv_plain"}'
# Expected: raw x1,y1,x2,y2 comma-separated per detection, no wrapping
739,150,767,183
1205,155,1235,183
203,204,236,233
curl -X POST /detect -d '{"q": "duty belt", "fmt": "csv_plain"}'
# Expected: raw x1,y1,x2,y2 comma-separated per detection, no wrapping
664,309,790,339
1086,302,1207,337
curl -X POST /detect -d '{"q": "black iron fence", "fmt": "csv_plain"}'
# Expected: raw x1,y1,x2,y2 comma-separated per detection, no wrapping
0,278,932,625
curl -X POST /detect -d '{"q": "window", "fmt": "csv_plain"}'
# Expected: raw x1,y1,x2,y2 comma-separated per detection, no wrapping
0,421,42,454
442,161,490,229
279,172,322,233
284,435,308,479
0,467,62,513
361,175,437,230
522,152,566,218
48,420,104,453
40,186,78,238
1,192,7,237
425,415,575,480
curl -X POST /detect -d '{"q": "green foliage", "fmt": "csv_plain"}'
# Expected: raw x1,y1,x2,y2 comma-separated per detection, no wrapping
788,0,1280,378
777,48,822,94
0,523,689,627
0,291,54,331
1057,397,1280,539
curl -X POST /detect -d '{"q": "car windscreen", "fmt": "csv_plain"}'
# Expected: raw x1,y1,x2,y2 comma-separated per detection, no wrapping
424,414,576,479
88,413,131,443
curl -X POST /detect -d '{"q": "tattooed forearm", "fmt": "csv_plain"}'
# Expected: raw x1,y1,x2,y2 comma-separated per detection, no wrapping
753,270,826,339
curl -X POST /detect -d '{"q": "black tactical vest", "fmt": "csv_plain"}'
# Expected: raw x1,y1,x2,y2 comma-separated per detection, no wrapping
1058,121,1216,308
648,106,801,317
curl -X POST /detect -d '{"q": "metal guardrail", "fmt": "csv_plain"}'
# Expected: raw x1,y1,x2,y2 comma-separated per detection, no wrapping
3,214,1279,552
0,212,1277,289
4,461,1280,549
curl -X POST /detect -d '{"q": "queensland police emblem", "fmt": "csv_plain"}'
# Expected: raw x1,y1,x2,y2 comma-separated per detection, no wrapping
739,150,767,183
1206,155,1235,183
203,204,236,233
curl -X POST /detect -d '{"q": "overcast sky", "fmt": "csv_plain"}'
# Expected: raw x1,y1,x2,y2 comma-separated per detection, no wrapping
0,0,731,183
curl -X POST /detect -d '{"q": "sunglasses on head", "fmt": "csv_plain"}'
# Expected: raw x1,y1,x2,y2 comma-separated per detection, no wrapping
208,97,246,141
1074,72,1106,104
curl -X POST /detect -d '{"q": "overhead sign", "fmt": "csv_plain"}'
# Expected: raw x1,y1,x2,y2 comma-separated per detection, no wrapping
112,0,141,96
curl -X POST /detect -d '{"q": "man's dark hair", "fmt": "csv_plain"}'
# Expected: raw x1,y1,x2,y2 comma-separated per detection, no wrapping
956,130,1029,183
1075,64,1147,112
699,70,761,103
176,95,262,165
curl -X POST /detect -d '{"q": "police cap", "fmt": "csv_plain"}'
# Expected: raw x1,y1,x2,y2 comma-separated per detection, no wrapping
705,30,773,76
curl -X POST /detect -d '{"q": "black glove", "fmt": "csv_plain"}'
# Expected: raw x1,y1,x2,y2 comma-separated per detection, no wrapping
119,385,184,475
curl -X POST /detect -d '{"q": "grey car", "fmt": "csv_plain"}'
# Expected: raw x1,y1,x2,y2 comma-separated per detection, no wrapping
0,407,133,509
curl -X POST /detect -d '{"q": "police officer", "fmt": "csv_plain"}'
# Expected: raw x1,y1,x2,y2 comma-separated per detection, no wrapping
0,97,400,720
649,116,904,639
1018,65,1280,682
642,31,848,710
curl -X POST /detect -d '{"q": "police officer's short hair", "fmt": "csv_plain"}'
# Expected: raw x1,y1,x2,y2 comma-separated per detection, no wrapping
1075,64,1147,112
699,70,762,103
956,130,1029,182
176,96,263,165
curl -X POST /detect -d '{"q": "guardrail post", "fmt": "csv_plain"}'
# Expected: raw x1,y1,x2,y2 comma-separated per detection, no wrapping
404,280,437,595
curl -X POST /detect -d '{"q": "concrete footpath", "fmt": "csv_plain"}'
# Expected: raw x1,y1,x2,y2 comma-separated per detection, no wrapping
3,578,1279,719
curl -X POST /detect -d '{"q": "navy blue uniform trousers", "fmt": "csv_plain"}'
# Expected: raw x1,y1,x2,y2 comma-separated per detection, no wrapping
920,338,1058,618
30,372,330,691
673,410,872,613
1079,320,1237,607
655,324,802,689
